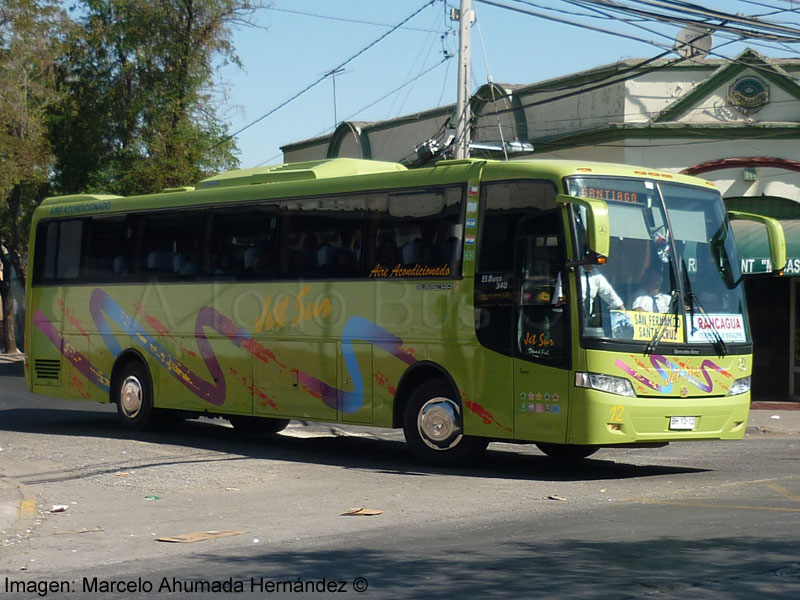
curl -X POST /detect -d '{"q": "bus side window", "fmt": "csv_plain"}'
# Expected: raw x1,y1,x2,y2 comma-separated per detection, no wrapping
369,187,463,277
33,219,83,284
137,211,202,280
277,196,366,280
205,207,277,279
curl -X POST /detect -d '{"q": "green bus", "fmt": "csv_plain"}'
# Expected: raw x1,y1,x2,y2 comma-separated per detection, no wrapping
24,158,785,464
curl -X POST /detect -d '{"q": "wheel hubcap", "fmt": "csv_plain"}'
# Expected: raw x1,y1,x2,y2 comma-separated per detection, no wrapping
417,397,463,451
120,375,143,419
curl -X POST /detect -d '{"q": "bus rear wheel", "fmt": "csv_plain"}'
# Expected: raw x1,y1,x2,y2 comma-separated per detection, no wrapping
115,361,154,431
535,442,599,460
403,379,488,466
228,415,290,436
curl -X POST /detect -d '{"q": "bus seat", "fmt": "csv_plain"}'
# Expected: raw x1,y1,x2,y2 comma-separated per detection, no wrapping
317,243,338,267
402,239,424,265
113,256,128,275
173,253,197,276
147,251,174,271
243,246,262,269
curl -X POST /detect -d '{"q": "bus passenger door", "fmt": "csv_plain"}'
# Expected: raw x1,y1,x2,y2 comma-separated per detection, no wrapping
513,211,571,444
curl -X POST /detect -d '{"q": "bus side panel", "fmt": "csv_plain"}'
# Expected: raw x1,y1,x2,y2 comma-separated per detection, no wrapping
371,344,402,428
28,286,66,396
254,340,339,421
340,343,372,424
456,345,515,440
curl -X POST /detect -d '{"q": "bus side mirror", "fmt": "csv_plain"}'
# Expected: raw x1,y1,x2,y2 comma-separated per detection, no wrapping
557,194,610,261
727,211,787,275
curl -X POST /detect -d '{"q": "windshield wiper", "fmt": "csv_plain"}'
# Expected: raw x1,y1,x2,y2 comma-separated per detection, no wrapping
682,259,728,356
643,290,680,356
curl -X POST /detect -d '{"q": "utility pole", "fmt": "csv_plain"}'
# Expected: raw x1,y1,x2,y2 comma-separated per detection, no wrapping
454,0,472,159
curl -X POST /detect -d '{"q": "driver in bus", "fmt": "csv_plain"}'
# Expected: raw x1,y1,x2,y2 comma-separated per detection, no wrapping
631,270,671,313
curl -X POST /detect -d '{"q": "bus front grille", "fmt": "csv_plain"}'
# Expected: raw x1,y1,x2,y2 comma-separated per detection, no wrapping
34,359,61,383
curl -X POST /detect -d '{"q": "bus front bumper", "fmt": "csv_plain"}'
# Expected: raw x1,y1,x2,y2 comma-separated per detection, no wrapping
566,388,750,446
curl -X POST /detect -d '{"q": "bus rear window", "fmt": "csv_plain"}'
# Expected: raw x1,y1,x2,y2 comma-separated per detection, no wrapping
34,219,83,283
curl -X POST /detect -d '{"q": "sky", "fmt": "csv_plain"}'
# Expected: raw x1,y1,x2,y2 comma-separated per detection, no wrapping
220,1,800,168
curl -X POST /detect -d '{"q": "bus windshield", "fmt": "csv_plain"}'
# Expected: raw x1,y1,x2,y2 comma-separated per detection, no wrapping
566,177,749,348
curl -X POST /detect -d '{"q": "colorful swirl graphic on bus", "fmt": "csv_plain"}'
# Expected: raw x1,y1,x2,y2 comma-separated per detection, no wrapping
33,289,416,413
614,354,732,394
34,288,511,430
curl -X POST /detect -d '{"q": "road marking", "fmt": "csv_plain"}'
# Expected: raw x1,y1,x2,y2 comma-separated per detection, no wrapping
627,498,800,513
765,482,800,505
625,477,800,513
19,497,36,518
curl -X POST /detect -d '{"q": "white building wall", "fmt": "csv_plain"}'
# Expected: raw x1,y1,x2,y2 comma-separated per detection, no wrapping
622,138,800,200
520,82,626,138
523,144,626,164
624,68,711,122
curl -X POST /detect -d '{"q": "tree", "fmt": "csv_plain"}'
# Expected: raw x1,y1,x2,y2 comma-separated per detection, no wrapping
50,0,261,197
0,0,66,352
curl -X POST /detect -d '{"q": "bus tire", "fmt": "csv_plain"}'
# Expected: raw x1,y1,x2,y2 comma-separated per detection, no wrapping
535,442,599,460
114,361,154,431
403,379,488,466
228,415,290,436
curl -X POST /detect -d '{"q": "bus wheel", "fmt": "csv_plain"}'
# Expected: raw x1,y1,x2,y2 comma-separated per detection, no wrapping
228,415,290,436
535,443,599,460
115,361,154,431
403,380,488,466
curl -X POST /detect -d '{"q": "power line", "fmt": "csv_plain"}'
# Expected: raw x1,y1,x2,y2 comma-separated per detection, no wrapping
220,0,437,147
477,0,800,82
475,0,678,49
560,0,800,56
571,0,800,41
472,94,800,130
256,56,452,167
264,5,442,33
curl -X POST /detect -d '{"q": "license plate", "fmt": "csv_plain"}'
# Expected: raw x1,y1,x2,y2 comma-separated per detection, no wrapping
669,416,696,430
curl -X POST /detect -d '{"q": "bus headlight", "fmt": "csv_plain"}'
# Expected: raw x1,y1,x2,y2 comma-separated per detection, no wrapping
727,376,751,396
575,372,636,397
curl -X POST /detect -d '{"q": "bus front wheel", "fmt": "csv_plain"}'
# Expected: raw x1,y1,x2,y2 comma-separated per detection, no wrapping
535,442,599,460
115,361,154,431
403,380,488,466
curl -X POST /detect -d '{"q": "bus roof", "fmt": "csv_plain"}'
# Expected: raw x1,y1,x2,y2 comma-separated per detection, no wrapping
197,158,408,189
36,157,715,213
478,159,717,188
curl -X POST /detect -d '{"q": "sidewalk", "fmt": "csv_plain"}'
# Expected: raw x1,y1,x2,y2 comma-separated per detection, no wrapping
0,475,35,545
748,401,800,434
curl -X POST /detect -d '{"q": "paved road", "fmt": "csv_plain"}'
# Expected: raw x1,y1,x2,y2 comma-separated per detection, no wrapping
1,368,799,599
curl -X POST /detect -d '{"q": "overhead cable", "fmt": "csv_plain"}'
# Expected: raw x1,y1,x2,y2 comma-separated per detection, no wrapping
220,0,436,146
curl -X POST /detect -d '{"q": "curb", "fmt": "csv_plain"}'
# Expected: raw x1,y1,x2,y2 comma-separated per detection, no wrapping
0,476,36,535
